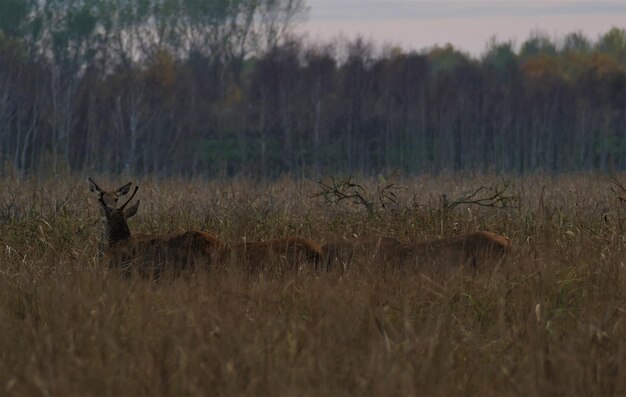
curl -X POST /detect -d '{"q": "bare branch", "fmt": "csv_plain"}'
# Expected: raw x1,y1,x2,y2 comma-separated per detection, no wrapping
314,176,403,217
314,176,373,215
441,181,518,212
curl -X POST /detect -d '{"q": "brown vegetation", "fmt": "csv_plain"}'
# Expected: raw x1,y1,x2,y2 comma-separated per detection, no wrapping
0,173,624,396
322,234,406,270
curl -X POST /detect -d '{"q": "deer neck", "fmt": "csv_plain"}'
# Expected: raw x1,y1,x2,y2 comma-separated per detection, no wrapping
104,216,132,246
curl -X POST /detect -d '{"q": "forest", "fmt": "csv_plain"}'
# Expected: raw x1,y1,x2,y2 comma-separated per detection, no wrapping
0,0,624,176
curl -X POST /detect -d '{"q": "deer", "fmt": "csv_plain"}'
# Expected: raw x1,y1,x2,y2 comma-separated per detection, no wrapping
408,231,511,271
227,236,322,272
322,231,511,272
94,184,224,279
88,177,133,257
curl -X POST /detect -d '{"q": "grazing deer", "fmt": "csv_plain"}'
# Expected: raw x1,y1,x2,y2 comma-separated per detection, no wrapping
322,231,510,272
228,237,322,272
409,231,511,270
88,177,133,257
95,184,224,278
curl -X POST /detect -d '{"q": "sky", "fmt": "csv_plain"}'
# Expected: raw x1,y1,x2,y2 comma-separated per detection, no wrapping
297,1,626,56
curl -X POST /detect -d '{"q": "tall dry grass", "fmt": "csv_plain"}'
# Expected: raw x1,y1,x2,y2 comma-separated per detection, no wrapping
0,173,624,396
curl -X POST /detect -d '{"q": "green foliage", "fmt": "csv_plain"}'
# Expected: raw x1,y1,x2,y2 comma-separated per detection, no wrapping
201,136,242,170
428,43,471,74
520,31,557,59
0,0,34,37
483,38,517,73
563,31,591,53
182,0,233,22
66,4,97,38
596,27,626,59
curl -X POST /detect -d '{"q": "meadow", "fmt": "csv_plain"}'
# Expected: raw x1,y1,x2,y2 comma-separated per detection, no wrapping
0,173,624,396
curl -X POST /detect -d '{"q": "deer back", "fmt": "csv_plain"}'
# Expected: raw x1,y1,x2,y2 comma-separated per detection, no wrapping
228,237,322,272
104,230,225,278
410,231,511,270
322,232,510,271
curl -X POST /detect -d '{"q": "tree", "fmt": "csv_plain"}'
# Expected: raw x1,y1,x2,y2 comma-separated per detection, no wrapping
520,31,557,59
596,27,626,64
563,31,591,53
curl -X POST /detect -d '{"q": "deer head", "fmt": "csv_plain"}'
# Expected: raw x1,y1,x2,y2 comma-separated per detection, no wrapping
88,177,133,211
98,185,140,246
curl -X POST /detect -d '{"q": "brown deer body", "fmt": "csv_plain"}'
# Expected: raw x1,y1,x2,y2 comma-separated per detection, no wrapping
105,230,224,279
323,231,510,271
408,231,511,270
228,237,322,271
91,181,224,278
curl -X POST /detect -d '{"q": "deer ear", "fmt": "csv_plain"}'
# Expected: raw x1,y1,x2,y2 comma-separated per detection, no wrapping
124,200,140,219
116,182,133,197
88,177,102,194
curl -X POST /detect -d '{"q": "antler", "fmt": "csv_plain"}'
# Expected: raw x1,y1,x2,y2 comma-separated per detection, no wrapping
119,186,139,210
98,185,138,215
88,176,102,193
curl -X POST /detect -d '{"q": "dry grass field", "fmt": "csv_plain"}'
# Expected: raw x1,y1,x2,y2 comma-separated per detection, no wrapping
0,173,624,396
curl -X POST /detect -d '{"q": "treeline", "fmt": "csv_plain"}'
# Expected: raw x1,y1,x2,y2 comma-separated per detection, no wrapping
0,0,624,176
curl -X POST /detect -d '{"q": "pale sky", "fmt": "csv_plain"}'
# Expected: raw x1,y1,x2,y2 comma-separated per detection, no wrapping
297,1,626,56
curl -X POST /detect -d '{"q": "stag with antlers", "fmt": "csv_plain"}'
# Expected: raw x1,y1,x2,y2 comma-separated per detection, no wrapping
88,177,133,257
91,179,224,279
